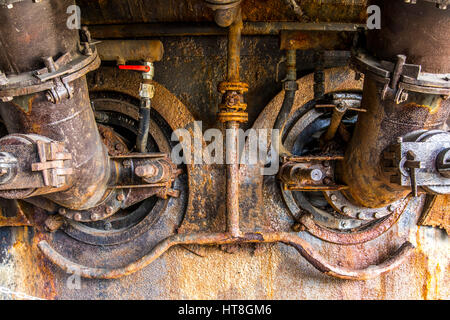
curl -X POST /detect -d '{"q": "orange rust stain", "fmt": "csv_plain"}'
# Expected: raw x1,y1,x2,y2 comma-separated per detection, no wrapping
9,228,56,300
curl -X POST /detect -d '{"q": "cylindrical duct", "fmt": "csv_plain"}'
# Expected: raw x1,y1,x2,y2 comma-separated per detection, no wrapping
0,0,109,210
340,0,450,208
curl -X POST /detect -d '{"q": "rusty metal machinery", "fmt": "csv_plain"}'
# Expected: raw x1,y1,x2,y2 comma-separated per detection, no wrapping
0,0,448,300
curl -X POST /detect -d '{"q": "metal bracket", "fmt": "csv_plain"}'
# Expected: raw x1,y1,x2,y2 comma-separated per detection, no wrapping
31,141,73,188
351,52,450,104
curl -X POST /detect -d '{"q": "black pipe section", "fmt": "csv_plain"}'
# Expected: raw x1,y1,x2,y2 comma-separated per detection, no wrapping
136,98,151,153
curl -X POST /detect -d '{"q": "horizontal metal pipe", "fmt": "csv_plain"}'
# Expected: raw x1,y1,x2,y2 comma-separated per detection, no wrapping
97,40,164,64
87,22,364,39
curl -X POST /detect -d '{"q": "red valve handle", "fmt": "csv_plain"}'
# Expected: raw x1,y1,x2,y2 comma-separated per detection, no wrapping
118,65,151,73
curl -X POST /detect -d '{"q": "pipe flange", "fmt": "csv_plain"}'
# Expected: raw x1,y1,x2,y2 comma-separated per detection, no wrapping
351,52,450,99
58,189,126,223
404,0,449,10
0,46,100,101
205,0,241,10
324,190,405,221
217,111,248,123
218,81,249,94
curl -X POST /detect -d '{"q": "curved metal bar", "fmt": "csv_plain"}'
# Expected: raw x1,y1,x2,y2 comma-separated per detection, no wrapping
38,231,414,280
299,197,411,245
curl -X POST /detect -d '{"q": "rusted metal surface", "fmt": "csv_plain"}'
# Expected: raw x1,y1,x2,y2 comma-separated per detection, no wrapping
32,3,413,282
0,77,109,210
340,78,450,208
0,0,78,74
0,66,447,300
299,196,411,245
37,231,414,281
78,0,367,25
97,40,164,65
419,195,450,234
0,0,448,300
0,1,111,211
88,21,364,39
0,200,31,228
367,0,450,74
341,1,450,208
206,0,242,28
280,30,355,51
220,9,246,238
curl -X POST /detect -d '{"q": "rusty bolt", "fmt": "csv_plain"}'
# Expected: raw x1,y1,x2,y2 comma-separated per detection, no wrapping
400,91,409,103
106,206,114,215
91,213,100,221
46,91,56,103
123,160,131,167
74,213,82,221
117,193,125,201
135,164,158,178
44,215,64,233
310,169,323,181
166,189,180,198
58,208,66,215
115,144,124,152
292,223,305,232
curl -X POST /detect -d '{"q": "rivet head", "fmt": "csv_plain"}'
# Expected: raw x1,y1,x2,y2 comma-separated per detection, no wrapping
74,213,82,221
330,194,338,202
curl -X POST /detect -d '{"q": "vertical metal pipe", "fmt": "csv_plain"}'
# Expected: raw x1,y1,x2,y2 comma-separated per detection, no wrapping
0,1,109,210
225,10,243,237
226,121,241,237
323,106,346,142
226,10,242,83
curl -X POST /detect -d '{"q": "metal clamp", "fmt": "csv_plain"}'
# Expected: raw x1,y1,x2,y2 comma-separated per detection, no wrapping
31,141,73,188
351,52,450,104
0,45,100,102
